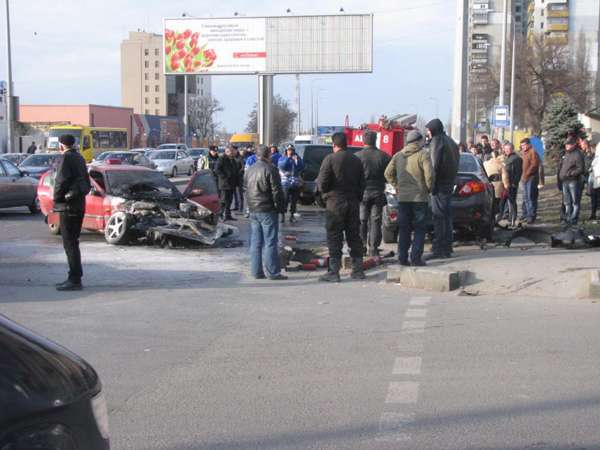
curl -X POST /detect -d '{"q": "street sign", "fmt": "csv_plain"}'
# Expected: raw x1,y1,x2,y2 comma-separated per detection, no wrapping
493,105,510,128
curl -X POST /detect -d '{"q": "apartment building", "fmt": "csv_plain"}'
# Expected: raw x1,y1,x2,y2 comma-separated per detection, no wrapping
121,31,212,117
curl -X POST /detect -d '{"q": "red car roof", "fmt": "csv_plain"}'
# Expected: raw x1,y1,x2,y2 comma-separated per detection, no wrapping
88,164,155,173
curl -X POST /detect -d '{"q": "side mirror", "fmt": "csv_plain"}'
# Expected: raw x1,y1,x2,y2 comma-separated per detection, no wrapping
89,186,99,196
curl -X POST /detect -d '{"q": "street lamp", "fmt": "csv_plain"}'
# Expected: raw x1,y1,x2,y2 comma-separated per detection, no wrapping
4,0,13,153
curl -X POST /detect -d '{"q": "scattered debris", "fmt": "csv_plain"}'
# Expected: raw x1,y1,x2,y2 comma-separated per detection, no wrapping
551,227,600,249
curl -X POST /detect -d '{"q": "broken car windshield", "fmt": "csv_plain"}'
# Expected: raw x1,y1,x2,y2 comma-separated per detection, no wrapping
106,171,179,197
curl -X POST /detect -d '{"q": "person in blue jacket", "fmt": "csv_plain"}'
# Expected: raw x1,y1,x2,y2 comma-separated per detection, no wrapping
270,145,282,167
278,144,305,223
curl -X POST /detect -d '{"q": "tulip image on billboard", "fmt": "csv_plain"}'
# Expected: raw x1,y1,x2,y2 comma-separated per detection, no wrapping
164,17,267,75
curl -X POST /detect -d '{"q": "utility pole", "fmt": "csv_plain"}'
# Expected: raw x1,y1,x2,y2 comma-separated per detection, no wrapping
4,0,13,153
258,74,273,146
295,74,301,136
509,18,517,144
183,75,188,146
498,0,509,141
451,0,469,143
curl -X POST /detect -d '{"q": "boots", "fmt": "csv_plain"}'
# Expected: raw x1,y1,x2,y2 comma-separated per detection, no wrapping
351,257,366,280
320,257,341,282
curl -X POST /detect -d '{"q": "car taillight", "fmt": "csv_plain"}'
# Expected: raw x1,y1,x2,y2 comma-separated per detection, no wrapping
458,181,485,196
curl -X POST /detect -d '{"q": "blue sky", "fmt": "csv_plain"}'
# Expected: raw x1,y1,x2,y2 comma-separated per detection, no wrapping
0,0,457,133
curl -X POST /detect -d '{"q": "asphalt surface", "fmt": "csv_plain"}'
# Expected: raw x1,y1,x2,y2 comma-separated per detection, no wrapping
2,204,600,450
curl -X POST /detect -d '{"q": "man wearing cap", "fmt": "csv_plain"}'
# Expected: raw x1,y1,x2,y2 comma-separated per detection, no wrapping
317,132,366,282
519,138,541,224
385,130,432,266
215,145,240,221
355,130,391,256
244,145,287,280
558,137,585,225
425,118,459,260
53,134,91,291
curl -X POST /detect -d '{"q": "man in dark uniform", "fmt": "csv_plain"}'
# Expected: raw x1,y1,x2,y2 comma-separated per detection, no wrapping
215,145,240,221
53,134,91,291
317,132,366,282
355,130,391,256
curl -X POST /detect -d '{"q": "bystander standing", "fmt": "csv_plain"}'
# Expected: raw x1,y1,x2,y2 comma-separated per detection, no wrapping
559,137,585,225
278,145,304,224
519,138,541,224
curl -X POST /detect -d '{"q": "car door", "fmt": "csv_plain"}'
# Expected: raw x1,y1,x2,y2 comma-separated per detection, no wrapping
183,170,220,214
2,160,36,207
0,162,14,207
84,170,108,230
176,151,186,171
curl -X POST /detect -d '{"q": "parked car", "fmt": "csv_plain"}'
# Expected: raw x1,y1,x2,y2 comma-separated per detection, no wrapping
148,149,194,177
0,314,110,450
0,152,29,166
158,143,189,151
294,144,362,206
382,152,495,243
91,151,156,169
0,158,40,213
189,148,208,169
18,153,63,180
38,166,223,245
130,147,156,157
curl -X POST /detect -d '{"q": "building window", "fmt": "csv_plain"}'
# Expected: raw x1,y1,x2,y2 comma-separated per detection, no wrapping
155,48,159,56
144,73,148,80
155,97,159,104
144,61,149,68
155,73,159,80
144,49,149,57
201,78,204,85
145,86,149,92
155,85,159,92
201,90,204,96
145,109,149,114
155,109,160,115
541,22,544,29
515,5,521,13
145,97,149,104
154,60,159,68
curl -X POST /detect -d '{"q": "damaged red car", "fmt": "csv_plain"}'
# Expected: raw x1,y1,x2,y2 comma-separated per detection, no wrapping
37,165,232,246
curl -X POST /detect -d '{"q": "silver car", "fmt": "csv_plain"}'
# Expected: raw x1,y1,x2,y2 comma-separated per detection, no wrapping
0,159,39,213
148,150,195,177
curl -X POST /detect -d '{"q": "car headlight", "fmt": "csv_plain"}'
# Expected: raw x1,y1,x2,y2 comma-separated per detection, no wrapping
91,392,110,440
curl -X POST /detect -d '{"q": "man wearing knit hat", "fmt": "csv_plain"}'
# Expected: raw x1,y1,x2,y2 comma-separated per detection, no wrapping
425,118,459,260
385,130,432,266
558,136,585,225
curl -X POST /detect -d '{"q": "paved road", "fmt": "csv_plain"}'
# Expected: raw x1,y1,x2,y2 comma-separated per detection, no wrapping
2,207,600,450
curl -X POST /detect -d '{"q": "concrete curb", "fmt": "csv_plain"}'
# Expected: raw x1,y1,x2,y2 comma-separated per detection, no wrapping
588,270,600,298
386,265,471,292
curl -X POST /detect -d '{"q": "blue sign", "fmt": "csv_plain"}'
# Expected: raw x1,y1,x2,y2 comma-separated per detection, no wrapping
493,105,510,128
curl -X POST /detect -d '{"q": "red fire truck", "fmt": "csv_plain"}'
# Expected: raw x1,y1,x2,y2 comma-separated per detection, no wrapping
344,113,418,157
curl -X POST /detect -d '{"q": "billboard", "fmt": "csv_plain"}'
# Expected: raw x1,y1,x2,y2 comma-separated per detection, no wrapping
163,14,373,75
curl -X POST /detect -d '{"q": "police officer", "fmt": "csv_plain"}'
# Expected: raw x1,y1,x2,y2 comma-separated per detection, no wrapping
317,132,366,282
355,130,391,256
53,134,91,291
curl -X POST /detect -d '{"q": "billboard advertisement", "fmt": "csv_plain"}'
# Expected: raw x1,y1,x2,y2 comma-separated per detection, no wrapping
164,14,373,75
164,17,266,74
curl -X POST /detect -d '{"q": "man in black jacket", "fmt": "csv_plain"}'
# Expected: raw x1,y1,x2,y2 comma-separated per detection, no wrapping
244,145,287,280
559,137,585,225
53,134,91,291
215,146,239,221
356,130,391,256
426,119,459,259
317,132,366,282
500,142,523,227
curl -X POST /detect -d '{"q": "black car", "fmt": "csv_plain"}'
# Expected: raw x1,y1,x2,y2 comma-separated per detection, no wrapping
294,144,362,206
382,152,495,243
18,153,63,180
0,315,110,450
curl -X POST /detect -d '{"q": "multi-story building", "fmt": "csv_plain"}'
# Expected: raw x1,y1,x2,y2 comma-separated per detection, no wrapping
121,31,212,118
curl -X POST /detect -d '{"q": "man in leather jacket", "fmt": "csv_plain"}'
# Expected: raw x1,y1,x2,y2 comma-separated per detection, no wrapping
53,134,91,291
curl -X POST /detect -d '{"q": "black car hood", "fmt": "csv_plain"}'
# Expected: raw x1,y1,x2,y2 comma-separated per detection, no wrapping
0,315,100,425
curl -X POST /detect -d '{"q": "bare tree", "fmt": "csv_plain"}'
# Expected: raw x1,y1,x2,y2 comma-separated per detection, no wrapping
188,97,223,145
246,95,297,144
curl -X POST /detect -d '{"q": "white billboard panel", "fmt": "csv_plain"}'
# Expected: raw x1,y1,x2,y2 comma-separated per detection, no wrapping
163,14,373,75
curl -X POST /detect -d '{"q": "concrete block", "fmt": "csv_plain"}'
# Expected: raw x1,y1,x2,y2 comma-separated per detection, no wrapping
588,270,600,298
386,265,469,292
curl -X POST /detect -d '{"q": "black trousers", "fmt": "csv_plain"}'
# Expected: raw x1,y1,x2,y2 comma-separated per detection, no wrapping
325,198,363,260
283,186,300,215
359,192,385,251
499,186,519,224
431,190,453,255
220,189,234,218
60,211,84,282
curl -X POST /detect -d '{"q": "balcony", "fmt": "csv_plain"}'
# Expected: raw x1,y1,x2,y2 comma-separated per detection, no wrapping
547,23,569,32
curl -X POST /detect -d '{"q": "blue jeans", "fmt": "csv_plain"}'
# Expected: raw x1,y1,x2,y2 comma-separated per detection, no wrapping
431,189,453,255
397,202,428,263
562,180,580,225
249,212,281,278
522,177,539,221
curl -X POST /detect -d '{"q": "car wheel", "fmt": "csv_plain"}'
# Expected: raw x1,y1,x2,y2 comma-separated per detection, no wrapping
383,226,398,244
105,212,130,245
481,214,495,241
29,196,41,214
48,220,61,235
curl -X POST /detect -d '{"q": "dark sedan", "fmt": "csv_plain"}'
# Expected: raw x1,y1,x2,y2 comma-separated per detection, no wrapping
0,314,110,450
1,152,29,166
0,158,40,213
382,152,495,243
19,153,63,180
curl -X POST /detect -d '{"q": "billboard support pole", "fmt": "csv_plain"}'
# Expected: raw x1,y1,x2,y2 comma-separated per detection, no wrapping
258,74,273,146
5,0,13,153
183,75,189,146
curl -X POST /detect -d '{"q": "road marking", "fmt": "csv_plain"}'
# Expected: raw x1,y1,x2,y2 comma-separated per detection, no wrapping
385,381,420,404
409,296,431,307
376,412,415,442
402,321,426,334
405,308,427,319
392,356,422,375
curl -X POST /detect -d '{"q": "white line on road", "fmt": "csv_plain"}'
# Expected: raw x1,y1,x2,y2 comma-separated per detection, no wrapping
402,321,426,334
385,381,420,404
405,308,427,319
392,356,422,375
376,412,415,442
409,296,431,307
